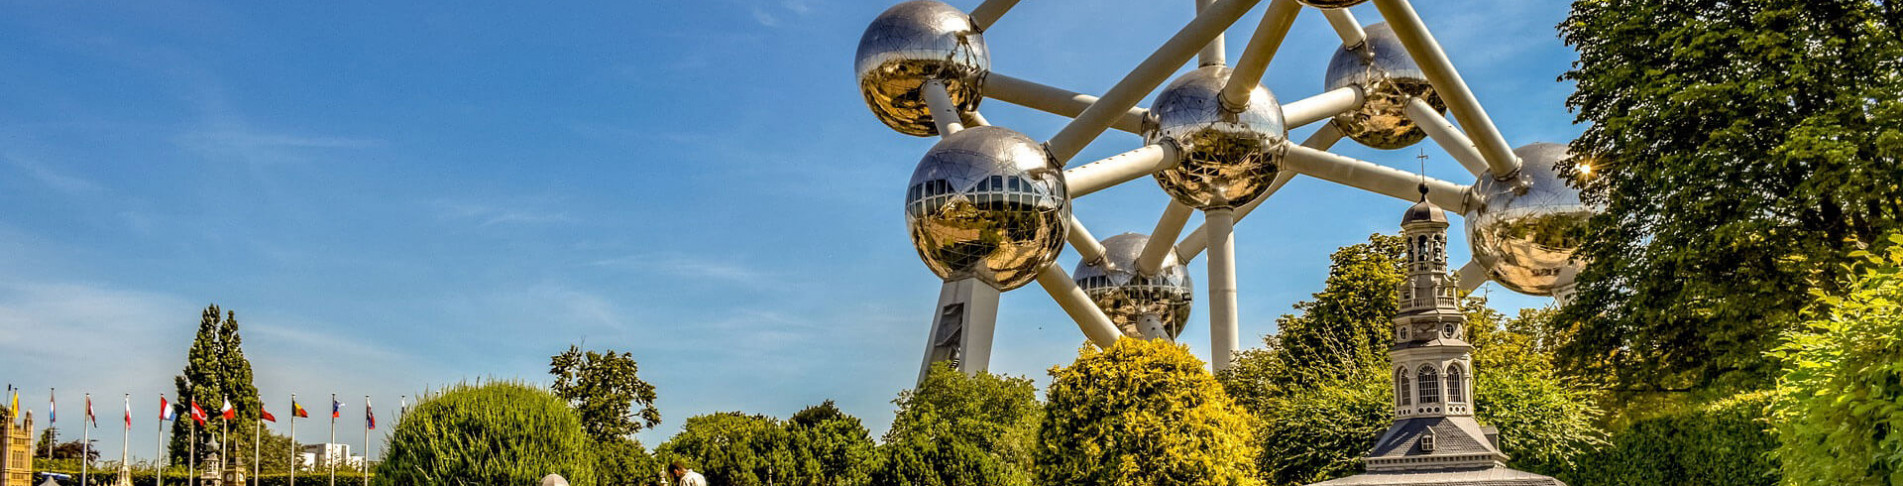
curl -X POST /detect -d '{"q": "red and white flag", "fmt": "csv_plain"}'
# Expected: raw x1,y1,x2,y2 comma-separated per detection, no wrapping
123,395,131,429
189,401,208,426
85,394,96,427
220,398,235,420
159,396,176,421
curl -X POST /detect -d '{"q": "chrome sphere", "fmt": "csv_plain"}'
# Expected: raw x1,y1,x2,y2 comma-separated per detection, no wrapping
1464,143,1599,296
1296,0,1369,8
855,0,989,137
906,126,1070,290
1325,23,1447,150
1145,65,1286,210
1073,233,1194,339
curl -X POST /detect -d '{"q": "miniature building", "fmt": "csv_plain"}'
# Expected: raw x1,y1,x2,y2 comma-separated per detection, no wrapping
1307,195,1565,486
0,409,32,486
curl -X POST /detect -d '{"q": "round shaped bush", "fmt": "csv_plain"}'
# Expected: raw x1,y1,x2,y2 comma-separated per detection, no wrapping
1038,339,1263,486
375,381,595,486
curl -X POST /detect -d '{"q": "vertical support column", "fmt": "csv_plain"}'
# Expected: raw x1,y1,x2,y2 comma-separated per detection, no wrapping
1206,208,1240,371
917,278,1002,383
1196,0,1226,67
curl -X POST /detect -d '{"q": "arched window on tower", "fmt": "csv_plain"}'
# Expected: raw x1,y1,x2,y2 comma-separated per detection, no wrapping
1417,365,1440,404
1446,364,1465,403
1396,368,1411,406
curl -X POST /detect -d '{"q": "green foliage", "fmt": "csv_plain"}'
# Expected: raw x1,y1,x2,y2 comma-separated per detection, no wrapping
34,470,369,486
1569,392,1779,486
1469,308,1606,477
656,403,873,486
549,345,661,441
1771,233,1903,485
593,437,662,486
1272,234,1406,379
1558,0,1903,391
869,362,1040,486
1037,339,1263,486
170,304,264,467
1236,367,1390,486
374,381,595,486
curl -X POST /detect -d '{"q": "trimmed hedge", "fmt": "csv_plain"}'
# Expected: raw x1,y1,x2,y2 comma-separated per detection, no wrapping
374,381,594,486
1565,392,1779,486
34,471,368,486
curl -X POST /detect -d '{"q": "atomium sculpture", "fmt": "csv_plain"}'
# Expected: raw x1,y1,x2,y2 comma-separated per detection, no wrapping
855,0,1599,380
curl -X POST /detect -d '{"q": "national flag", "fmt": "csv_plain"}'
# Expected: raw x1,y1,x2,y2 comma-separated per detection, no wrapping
189,401,208,426
291,400,309,418
123,395,131,428
331,398,342,419
365,399,376,430
48,391,56,424
159,396,176,421
261,406,276,423
85,394,96,427
220,398,235,420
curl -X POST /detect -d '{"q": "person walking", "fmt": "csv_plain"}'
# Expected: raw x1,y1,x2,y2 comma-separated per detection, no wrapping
667,461,706,486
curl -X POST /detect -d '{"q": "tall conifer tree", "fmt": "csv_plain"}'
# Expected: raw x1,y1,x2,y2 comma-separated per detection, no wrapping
168,305,261,466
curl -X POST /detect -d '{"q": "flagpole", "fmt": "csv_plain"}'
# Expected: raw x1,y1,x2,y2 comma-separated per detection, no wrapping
45,388,53,468
361,396,370,486
189,413,196,486
327,394,335,486
221,408,229,486
157,396,166,486
82,393,91,486
253,409,261,486
122,394,130,486
289,394,297,486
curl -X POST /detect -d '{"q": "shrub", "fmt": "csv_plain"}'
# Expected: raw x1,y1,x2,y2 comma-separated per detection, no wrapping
374,381,595,486
869,362,1040,486
1037,339,1263,486
1771,233,1903,485
1567,392,1779,486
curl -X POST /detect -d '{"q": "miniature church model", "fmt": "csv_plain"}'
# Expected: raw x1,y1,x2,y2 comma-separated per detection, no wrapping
1308,191,1565,486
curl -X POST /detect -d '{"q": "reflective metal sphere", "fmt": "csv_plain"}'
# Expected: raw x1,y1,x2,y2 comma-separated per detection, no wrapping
1073,234,1194,340
1465,143,1599,296
855,0,989,137
906,126,1070,290
1325,23,1447,150
1145,65,1286,210
1296,0,1369,8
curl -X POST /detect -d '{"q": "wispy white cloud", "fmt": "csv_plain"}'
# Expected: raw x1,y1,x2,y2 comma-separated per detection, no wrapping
4,154,104,196
590,252,773,287
752,7,780,27
429,199,578,227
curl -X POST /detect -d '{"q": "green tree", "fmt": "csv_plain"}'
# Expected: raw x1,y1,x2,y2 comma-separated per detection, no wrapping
1558,0,1903,391
375,381,595,486
1037,339,1263,486
1272,234,1406,379
788,401,873,486
548,345,663,485
169,305,261,468
657,412,802,486
1771,233,1903,485
869,363,1040,486
548,346,661,441
1468,307,1605,478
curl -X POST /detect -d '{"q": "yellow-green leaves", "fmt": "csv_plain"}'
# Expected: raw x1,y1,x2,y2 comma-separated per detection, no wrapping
1038,339,1264,486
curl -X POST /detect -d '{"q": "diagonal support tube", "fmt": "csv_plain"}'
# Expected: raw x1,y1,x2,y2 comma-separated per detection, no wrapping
923,80,967,136
1282,86,1365,128
1372,0,1520,179
1067,215,1110,266
1220,0,1302,111
1037,264,1124,347
1137,201,1197,275
1321,8,1367,49
1046,0,1264,164
969,0,1022,31
1177,124,1346,261
1281,143,1472,211
1457,260,1489,294
1404,97,1489,178
1065,144,1180,198
985,74,1149,135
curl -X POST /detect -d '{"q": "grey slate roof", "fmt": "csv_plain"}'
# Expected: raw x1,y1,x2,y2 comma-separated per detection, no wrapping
1369,417,1499,458
1308,466,1566,486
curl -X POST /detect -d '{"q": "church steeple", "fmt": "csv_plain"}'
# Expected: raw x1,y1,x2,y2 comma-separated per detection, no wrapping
1359,190,1508,473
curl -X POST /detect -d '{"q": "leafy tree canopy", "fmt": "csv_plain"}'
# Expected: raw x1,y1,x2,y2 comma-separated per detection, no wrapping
1558,0,1903,391
870,363,1040,486
549,345,661,442
170,305,262,466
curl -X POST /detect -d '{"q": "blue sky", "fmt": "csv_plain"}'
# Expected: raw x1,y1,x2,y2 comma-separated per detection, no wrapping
0,0,1578,460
